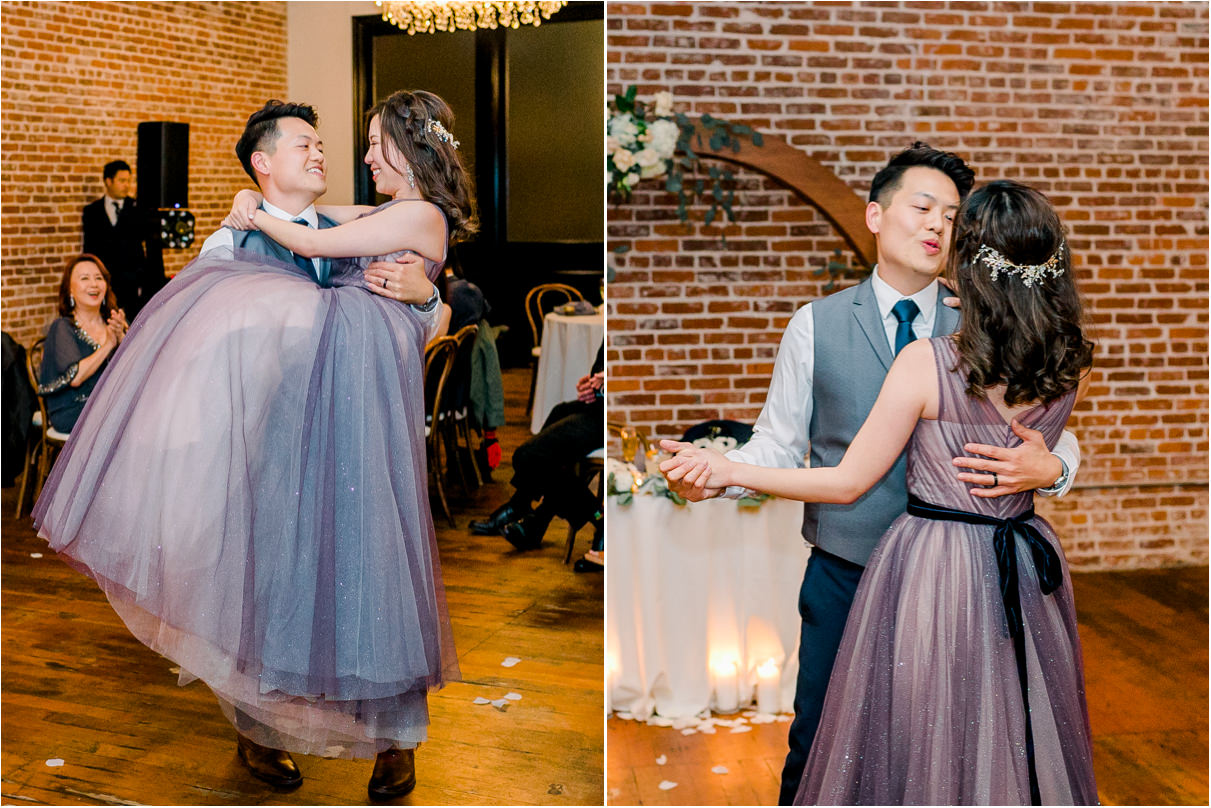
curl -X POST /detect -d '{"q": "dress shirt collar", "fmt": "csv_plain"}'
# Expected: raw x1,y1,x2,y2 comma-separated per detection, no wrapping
870,264,939,326
261,199,318,228
104,194,124,208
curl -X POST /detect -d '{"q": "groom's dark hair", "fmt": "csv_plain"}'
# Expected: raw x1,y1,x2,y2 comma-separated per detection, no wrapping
869,141,975,206
235,100,319,186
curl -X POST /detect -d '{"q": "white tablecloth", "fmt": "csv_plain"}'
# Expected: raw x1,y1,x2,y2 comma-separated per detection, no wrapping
530,309,604,433
606,493,810,720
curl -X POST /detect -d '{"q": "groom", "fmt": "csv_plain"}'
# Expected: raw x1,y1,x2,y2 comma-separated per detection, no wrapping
201,100,440,317
199,100,439,796
663,143,1081,805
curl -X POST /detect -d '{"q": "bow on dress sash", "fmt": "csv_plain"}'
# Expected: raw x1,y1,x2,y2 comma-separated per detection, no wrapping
905,494,1065,806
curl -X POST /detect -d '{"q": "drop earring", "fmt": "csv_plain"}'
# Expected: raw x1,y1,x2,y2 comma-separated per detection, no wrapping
70,294,76,309
405,163,416,190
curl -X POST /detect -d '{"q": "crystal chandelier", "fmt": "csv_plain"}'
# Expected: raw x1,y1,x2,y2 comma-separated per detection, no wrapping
377,1,568,35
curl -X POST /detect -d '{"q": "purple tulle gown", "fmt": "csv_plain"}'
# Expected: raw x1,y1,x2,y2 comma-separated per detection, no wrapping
33,201,459,759
795,337,1097,805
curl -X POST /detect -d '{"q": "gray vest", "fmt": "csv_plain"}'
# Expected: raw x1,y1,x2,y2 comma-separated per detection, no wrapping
804,278,960,566
230,210,338,284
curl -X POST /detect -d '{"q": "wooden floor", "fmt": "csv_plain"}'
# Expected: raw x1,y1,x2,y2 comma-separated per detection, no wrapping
607,565,1209,806
1,367,604,806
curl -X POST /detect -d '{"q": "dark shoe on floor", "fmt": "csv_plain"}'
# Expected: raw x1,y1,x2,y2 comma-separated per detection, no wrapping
502,512,550,551
573,557,604,573
369,748,416,800
236,735,302,789
469,501,528,535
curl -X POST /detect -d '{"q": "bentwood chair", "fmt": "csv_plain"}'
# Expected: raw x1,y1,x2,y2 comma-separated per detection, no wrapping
14,338,70,517
524,283,585,416
447,323,481,492
424,336,458,528
565,448,605,564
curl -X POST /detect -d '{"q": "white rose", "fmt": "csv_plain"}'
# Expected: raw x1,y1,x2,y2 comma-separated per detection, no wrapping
652,91,674,117
606,136,619,153
634,148,662,168
624,171,640,187
612,147,637,172
608,114,640,147
607,458,635,493
647,119,679,159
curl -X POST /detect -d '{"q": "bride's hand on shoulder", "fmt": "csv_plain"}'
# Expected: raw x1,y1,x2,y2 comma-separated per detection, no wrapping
221,189,263,231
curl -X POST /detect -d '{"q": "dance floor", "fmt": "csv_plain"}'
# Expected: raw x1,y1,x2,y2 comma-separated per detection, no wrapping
1,367,604,806
606,563,1208,806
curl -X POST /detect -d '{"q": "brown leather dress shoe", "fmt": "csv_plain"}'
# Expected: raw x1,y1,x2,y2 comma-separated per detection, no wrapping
368,748,416,800
236,734,302,789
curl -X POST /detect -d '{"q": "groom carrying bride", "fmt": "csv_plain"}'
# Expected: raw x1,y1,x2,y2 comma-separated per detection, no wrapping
662,143,1082,805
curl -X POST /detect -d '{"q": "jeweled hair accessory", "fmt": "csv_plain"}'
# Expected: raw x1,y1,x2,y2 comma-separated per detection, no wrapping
977,242,1066,287
426,119,459,149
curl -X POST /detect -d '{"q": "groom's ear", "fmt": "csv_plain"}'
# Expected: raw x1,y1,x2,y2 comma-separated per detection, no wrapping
865,200,882,235
250,150,271,178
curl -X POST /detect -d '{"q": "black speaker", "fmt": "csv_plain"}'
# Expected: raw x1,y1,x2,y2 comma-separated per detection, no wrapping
137,121,189,209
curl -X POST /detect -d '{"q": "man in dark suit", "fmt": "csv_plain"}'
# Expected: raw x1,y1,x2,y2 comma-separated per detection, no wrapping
81,160,164,319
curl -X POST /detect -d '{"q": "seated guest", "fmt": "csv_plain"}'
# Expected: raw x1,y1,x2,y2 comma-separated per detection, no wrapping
447,276,489,333
470,345,603,554
38,255,128,433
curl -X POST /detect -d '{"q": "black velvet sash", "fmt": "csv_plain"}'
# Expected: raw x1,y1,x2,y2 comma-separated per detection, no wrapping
906,494,1065,807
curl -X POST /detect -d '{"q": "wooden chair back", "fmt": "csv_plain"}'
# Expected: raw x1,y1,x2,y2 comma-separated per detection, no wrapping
524,283,584,350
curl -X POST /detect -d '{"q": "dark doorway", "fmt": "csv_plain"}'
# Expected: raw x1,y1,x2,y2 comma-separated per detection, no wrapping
353,4,604,366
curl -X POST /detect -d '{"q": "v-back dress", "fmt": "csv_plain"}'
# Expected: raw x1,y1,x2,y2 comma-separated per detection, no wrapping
33,200,459,759
795,336,1097,805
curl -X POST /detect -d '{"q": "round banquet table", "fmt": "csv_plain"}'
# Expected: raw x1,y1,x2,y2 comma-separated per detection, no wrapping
606,492,810,720
530,309,604,433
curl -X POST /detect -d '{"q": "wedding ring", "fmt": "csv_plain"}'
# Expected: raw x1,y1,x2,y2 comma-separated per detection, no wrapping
382,277,389,288
991,472,998,487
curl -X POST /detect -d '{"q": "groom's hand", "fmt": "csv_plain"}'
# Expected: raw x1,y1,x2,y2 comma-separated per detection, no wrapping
954,420,1064,498
658,439,724,501
364,253,434,304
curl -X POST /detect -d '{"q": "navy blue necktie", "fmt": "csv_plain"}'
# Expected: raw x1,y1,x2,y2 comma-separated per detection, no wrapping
290,218,315,278
891,298,920,356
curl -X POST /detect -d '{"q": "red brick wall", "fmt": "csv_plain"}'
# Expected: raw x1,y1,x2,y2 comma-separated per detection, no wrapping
1,1,288,346
606,2,1209,570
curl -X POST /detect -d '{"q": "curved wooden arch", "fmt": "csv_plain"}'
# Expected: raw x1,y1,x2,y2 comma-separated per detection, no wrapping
686,122,877,269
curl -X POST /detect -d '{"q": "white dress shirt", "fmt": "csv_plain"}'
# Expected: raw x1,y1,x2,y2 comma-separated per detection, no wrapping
104,195,124,226
725,266,1080,497
199,200,441,334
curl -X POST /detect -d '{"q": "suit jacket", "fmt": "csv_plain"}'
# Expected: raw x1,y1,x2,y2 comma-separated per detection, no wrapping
83,196,146,280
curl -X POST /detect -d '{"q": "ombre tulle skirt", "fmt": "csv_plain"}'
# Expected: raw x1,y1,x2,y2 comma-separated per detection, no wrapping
33,247,458,758
794,337,1097,805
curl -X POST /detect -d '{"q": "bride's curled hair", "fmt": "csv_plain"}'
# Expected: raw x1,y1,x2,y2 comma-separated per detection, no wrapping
947,180,1094,406
370,89,479,243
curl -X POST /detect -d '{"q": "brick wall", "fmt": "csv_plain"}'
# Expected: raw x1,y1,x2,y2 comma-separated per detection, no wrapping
606,1,1209,570
1,1,288,346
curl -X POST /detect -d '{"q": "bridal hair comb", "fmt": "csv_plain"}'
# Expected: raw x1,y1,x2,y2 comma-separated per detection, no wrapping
977,242,1066,287
426,119,459,149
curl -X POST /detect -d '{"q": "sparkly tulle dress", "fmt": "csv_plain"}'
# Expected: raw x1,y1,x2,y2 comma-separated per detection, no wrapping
33,201,459,759
795,337,1097,805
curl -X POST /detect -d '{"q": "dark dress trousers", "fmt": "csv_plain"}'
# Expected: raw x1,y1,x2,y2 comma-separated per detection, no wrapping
510,345,604,524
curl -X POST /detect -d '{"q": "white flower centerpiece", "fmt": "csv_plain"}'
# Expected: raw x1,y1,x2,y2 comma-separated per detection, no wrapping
607,432,771,509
